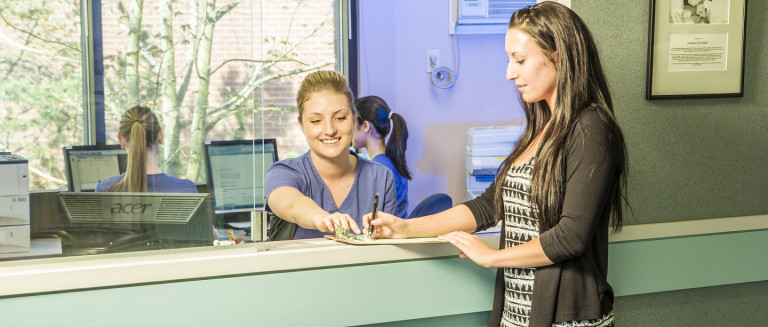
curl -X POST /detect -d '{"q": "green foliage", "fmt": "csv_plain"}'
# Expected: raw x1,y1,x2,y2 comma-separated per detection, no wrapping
0,0,82,188
1,0,334,188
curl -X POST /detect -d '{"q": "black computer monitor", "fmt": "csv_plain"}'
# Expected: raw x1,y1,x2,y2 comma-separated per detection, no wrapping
203,139,278,228
58,192,215,255
63,145,127,192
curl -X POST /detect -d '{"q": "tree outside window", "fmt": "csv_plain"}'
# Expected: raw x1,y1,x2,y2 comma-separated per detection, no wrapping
0,0,337,189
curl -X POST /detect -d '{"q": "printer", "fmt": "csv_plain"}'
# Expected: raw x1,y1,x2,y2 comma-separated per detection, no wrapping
465,126,524,200
0,153,30,254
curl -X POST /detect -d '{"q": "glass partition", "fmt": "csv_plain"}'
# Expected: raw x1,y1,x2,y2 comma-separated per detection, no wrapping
99,0,334,183
0,0,343,262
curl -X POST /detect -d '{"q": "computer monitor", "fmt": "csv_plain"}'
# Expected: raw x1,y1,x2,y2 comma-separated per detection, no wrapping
203,139,278,228
58,192,215,255
63,145,127,192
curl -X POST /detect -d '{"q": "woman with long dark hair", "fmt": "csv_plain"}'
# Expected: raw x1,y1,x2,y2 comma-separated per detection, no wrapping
352,95,411,218
366,2,627,326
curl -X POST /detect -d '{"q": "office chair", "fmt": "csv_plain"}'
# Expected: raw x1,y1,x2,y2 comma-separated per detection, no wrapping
409,193,453,218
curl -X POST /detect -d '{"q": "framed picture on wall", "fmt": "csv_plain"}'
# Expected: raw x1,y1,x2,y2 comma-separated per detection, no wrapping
646,0,748,100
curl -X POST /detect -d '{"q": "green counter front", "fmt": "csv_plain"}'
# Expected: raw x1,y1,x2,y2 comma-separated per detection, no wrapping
0,236,498,327
1,215,767,326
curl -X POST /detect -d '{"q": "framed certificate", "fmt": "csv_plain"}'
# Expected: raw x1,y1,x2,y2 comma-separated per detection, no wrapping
646,0,748,99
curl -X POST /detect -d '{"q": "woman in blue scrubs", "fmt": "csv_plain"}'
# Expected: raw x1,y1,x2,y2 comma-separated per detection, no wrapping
352,95,411,218
96,105,197,193
264,71,397,240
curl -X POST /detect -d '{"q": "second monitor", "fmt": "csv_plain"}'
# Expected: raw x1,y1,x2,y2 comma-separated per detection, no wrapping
63,144,128,192
203,139,278,229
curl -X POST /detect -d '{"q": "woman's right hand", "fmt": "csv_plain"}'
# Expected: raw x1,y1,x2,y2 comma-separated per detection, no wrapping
362,212,408,239
313,212,361,234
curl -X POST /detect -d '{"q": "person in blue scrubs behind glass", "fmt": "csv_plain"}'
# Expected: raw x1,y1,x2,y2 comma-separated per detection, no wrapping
352,95,411,218
264,71,396,240
96,105,197,193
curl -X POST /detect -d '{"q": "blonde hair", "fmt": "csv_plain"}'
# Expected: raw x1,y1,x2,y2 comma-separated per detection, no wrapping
296,70,356,122
109,105,161,192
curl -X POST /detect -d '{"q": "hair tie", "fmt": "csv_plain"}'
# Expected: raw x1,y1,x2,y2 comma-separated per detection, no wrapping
388,111,394,121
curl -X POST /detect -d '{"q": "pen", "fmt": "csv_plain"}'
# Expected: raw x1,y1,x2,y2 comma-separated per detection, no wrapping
368,192,379,239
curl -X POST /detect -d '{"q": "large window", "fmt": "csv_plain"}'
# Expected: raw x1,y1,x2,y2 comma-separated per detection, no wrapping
1,0,351,262
0,0,83,189
99,0,340,183
1,0,346,190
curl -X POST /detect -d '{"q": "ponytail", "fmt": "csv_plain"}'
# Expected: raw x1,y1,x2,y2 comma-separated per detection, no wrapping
109,106,160,192
354,96,412,180
384,112,412,180
125,121,149,192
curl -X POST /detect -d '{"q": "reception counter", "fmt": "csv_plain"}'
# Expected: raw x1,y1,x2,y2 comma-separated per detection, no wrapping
0,234,499,326
1,215,766,326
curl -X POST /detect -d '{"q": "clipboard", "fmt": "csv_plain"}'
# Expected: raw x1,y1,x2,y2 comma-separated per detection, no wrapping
325,235,447,245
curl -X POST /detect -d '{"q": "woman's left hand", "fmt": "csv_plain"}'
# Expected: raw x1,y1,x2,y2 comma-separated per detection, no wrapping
438,231,497,268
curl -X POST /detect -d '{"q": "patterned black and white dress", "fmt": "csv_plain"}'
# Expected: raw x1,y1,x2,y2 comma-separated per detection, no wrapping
499,158,614,327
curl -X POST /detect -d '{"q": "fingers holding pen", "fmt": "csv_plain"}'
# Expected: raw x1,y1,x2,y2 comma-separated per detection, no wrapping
361,211,383,235
367,212,408,239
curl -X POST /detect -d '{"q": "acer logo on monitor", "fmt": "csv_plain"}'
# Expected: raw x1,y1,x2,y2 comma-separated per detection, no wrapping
110,203,153,214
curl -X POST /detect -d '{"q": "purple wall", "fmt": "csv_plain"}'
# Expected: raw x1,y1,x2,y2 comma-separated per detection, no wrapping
358,0,525,213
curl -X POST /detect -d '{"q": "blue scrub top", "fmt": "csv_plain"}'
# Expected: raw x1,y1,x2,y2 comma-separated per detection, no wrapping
95,173,198,193
371,154,409,218
264,151,397,239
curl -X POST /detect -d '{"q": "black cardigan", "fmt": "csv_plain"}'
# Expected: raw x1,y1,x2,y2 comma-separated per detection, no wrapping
464,108,620,326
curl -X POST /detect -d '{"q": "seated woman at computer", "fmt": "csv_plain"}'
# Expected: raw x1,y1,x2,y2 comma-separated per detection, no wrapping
96,105,197,193
264,71,397,239
352,95,411,218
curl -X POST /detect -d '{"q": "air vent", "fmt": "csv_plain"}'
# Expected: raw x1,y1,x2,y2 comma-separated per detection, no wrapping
452,0,535,34
60,196,102,221
155,197,203,223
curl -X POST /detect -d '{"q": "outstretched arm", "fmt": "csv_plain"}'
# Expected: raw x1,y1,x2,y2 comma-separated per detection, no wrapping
365,204,478,238
268,186,361,234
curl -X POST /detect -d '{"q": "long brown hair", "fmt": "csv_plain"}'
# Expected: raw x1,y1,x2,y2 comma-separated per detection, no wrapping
493,2,628,233
109,105,161,192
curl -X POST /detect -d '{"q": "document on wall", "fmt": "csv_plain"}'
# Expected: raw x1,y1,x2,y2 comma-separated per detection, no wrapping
668,33,728,72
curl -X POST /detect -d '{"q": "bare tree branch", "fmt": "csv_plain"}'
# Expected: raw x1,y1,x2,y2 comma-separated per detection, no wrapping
0,11,80,52
208,60,333,126
176,0,202,105
28,164,67,185
3,18,38,78
214,0,242,22
256,9,331,75
210,58,309,76
0,32,79,63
